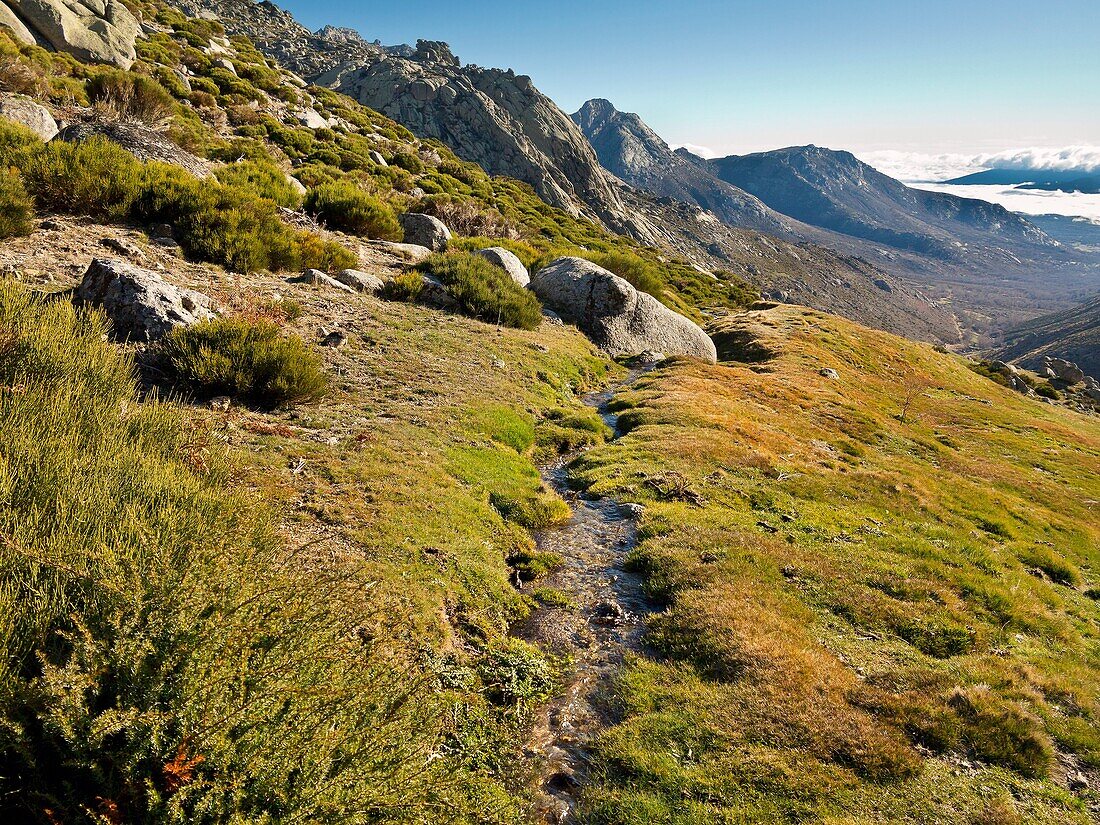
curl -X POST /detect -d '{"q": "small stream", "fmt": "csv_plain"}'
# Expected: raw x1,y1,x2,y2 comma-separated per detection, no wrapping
514,376,653,824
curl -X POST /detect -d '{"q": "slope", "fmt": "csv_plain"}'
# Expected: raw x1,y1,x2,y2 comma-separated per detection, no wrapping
994,294,1100,378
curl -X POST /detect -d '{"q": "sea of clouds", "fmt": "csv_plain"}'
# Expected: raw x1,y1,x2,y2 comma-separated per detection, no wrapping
857,146,1100,222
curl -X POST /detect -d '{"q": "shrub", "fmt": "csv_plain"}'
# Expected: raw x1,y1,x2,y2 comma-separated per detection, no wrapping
0,118,44,170
420,252,543,330
215,159,303,208
87,69,177,127
1034,382,1060,400
416,194,518,238
304,180,401,239
23,137,143,220
381,270,424,302
478,641,554,707
0,168,33,239
163,318,328,408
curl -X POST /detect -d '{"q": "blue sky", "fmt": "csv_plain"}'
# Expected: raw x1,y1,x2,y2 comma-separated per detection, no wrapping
279,0,1099,159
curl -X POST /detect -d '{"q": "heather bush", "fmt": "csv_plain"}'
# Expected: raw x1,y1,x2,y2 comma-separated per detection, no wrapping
87,69,177,127
419,252,543,330
163,317,328,408
23,136,143,220
0,168,33,239
305,180,401,239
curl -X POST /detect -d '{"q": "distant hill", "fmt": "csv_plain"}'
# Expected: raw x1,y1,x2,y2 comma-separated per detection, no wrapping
994,294,1100,378
708,145,1054,258
946,168,1100,194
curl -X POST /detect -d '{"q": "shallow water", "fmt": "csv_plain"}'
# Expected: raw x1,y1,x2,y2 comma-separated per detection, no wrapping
516,376,652,824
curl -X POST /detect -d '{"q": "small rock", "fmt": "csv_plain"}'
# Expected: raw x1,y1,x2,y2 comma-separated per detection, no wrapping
101,237,144,259
149,223,174,241
0,93,58,140
208,396,231,411
320,330,348,349
40,217,69,231
592,600,625,626
1069,771,1090,792
211,57,236,75
475,246,529,287
491,358,506,370
618,502,645,519
368,150,387,166
399,213,451,251
820,368,840,380
373,240,433,264
293,269,356,294
334,268,385,293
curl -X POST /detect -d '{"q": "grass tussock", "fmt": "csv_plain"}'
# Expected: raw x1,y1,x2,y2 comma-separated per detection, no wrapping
162,317,328,409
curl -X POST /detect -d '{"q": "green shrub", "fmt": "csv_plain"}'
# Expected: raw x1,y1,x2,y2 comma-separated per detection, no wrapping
215,159,303,208
163,318,328,408
420,252,543,330
0,168,33,239
1034,382,1060,400
304,180,401,239
381,270,424,302
23,137,143,220
0,118,44,170
87,69,177,126
478,641,555,707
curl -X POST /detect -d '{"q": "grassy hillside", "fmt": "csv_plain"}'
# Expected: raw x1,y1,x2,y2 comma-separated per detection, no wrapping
566,306,1100,823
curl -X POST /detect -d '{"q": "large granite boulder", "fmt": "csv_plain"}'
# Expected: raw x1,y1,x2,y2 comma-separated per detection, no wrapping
0,1,36,44
475,246,529,287
530,257,717,363
54,122,211,178
399,212,450,251
75,258,215,341
7,0,140,68
0,93,58,140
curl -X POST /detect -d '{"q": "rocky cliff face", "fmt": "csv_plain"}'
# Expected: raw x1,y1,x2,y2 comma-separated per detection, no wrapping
572,99,795,238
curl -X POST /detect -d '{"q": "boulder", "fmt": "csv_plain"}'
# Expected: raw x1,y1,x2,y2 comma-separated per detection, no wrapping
475,246,529,287
75,258,215,341
530,257,717,363
1042,357,1085,385
55,122,211,178
416,274,457,309
294,108,327,129
399,212,451,251
372,239,433,264
9,0,140,68
0,3,36,47
334,268,384,294
368,150,387,166
0,93,58,140
293,269,356,293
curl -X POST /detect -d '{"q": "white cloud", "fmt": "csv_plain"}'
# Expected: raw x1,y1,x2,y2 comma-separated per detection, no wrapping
671,142,720,159
857,146,1100,184
912,183,1100,223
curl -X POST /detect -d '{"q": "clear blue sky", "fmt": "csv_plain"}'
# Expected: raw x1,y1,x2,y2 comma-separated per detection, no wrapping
279,0,1099,157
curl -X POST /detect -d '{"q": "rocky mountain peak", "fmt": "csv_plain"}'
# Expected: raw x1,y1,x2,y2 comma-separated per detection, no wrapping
571,98,674,177
412,39,459,66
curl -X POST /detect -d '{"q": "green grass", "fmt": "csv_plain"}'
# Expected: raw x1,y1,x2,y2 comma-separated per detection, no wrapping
566,305,1100,824
0,167,32,239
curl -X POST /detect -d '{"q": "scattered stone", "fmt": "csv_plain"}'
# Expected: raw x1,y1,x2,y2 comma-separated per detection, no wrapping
873,277,893,292
100,236,143,259
416,274,457,309
333,268,385,293
55,122,211,178
529,257,717,363
292,269,356,293
319,330,348,349
618,503,645,519
399,212,451,251
475,246,529,286
820,368,840,379
0,93,58,140
285,174,307,197
491,357,506,370
373,239,433,264
39,217,70,231
1069,771,1090,792
592,600,625,626
74,258,215,342
211,56,236,75
368,150,387,166
294,108,328,129
149,223,174,241
208,395,231,411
